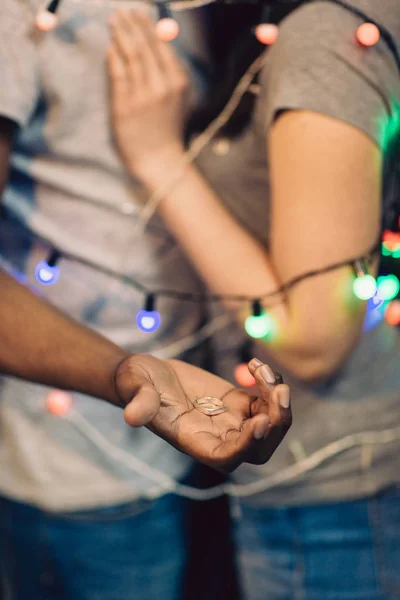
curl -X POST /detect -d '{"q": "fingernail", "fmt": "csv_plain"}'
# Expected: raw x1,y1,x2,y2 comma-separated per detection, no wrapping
259,364,276,385
254,417,270,440
278,386,290,409
248,358,262,369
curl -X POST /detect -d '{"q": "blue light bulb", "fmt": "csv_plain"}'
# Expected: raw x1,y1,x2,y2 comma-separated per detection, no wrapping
136,295,161,333
136,309,161,333
362,291,386,332
34,261,60,286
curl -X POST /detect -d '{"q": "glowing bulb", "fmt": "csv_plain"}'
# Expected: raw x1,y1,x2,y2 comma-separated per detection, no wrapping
363,291,386,332
245,313,274,339
353,274,377,300
46,390,72,416
35,261,60,285
137,294,161,333
382,242,392,257
254,23,279,45
385,300,400,326
156,18,180,42
377,275,400,301
136,309,161,333
234,363,256,388
368,290,385,310
356,23,380,47
35,10,58,31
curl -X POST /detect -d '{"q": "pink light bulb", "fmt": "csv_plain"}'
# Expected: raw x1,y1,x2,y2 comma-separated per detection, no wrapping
156,18,180,42
46,390,73,416
255,24,279,46
35,10,58,32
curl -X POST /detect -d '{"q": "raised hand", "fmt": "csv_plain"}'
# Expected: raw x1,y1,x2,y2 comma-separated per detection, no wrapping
107,10,188,178
114,354,291,473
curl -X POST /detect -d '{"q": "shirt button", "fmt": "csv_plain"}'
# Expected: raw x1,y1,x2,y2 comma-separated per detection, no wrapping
212,138,231,156
121,202,135,215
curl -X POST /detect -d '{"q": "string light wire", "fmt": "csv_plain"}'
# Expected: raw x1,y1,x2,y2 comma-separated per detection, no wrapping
14,397,400,501
131,51,268,234
28,226,381,305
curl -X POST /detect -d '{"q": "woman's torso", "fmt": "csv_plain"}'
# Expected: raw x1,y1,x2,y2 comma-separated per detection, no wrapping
195,0,400,505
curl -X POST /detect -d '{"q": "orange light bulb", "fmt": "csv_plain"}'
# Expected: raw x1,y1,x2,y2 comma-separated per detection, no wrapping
356,23,380,47
255,24,279,46
234,363,257,388
386,300,400,326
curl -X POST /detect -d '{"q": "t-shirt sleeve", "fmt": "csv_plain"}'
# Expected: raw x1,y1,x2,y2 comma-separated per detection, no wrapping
0,0,40,127
257,2,400,151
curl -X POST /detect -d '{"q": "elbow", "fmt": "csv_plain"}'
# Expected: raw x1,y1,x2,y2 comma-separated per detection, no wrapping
274,331,360,384
284,331,362,383
272,312,365,385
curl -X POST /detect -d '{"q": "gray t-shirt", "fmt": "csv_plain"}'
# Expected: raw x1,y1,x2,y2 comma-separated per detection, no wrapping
196,0,400,505
0,0,210,510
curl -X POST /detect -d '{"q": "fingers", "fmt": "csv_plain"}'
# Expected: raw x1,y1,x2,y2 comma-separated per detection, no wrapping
124,383,161,427
109,11,186,93
109,11,145,88
107,46,130,117
248,357,282,385
251,359,291,426
246,358,292,463
188,414,271,473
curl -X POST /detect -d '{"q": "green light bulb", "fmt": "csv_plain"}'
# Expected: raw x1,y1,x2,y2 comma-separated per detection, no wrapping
382,243,392,257
245,312,274,339
353,274,377,300
377,275,400,301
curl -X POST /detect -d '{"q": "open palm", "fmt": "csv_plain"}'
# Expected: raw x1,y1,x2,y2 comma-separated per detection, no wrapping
115,354,291,472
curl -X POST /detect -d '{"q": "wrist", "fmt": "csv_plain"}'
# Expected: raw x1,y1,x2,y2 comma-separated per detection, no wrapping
103,349,131,408
130,145,186,189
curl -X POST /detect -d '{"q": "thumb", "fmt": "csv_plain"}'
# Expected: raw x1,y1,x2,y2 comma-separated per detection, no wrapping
124,383,161,428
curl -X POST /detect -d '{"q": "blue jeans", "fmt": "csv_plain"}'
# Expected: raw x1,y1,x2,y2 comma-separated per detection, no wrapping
0,494,188,600
232,486,400,600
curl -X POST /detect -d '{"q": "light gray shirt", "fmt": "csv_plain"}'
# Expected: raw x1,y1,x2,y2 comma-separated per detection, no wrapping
196,0,400,505
0,0,209,511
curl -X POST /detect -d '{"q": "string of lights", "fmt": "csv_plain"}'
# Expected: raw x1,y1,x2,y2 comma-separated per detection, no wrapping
25,0,400,341
19,393,400,500
30,227,400,340
6,0,395,503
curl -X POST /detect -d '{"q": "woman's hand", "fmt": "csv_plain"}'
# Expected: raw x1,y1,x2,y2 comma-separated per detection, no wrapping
108,10,188,178
114,354,291,473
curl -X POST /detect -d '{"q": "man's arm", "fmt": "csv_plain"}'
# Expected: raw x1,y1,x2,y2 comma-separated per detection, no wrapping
0,269,129,405
0,119,291,469
0,117,128,406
